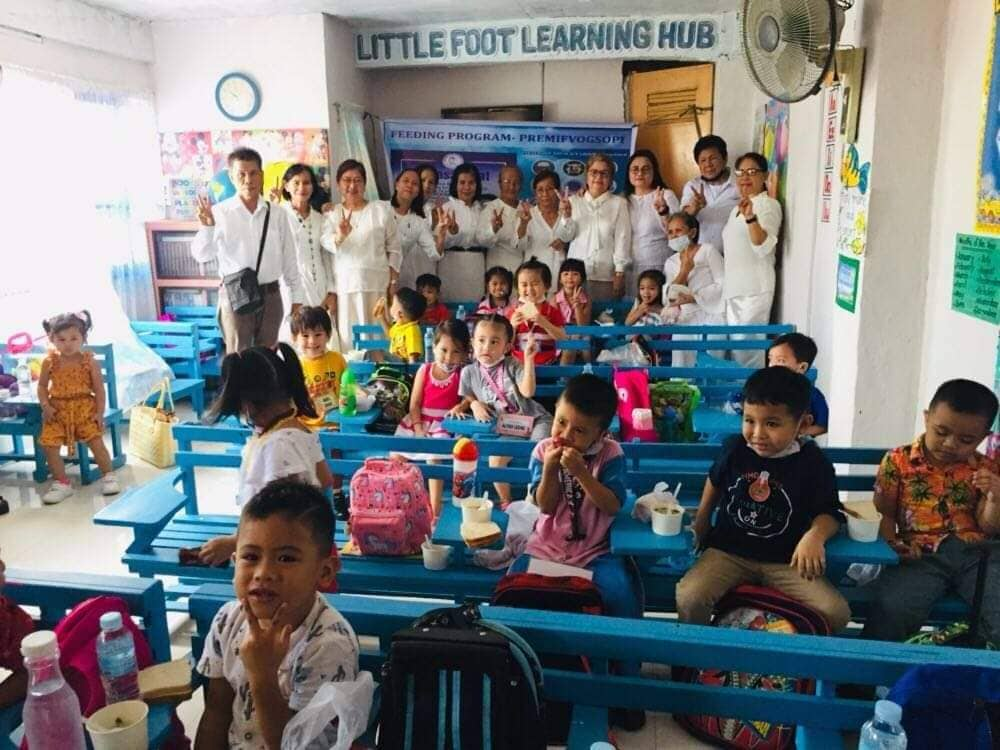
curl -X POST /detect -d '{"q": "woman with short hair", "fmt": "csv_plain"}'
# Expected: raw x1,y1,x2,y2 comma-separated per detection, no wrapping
437,163,485,302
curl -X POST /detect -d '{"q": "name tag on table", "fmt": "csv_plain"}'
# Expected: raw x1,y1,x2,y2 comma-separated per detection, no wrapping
527,558,594,581
496,413,535,438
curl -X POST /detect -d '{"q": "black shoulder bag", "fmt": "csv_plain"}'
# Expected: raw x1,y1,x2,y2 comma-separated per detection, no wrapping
222,201,271,315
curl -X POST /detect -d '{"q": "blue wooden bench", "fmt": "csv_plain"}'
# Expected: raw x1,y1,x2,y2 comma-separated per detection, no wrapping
0,344,126,483
162,305,224,377
189,584,1000,750
130,321,208,418
1,569,172,750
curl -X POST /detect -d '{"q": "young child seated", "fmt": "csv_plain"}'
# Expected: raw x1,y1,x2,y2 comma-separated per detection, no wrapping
508,257,565,366
416,273,450,326
374,287,426,363
552,259,591,365
862,379,1000,643
452,314,552,506
196,479,361,750
0,550,33,709
625,269,666,326
677,367,851,631
767,333,828,438
475,266,515,318
290,307,347,429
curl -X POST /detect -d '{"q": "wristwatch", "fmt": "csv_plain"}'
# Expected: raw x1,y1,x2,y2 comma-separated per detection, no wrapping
657,207,670,217
745,215,758,224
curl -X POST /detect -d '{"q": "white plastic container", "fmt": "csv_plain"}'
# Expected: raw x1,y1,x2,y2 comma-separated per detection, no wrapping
461,498,492,524
421,543,451,571
651,505,684,536
85,700,149,750
847,511,882,542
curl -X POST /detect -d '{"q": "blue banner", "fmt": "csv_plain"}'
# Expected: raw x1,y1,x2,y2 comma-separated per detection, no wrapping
382,118,637,201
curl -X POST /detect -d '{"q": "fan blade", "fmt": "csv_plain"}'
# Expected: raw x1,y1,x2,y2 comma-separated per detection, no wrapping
775,41,809,93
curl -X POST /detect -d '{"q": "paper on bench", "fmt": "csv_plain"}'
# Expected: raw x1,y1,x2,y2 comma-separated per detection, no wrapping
527,558,593,581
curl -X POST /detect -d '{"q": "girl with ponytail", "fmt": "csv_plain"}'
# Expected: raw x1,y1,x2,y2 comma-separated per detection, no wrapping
196,344,333,566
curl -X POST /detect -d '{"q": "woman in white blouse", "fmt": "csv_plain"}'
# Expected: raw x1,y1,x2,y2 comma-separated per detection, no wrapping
518,170,576,285
566,153,632,300
662,212,725,367
321,159,401,349
721,152,782,367
624,149,679,291
438,163,485,302
389,167,444,289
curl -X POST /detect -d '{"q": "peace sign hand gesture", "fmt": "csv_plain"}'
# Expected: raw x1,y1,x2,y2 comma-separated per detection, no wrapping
195,195,215,227
690,185,707,212
268,177,283,204
559,188,573,218
240,600,292,682
653,187,668,214
517,200,532,224
491,208,504,233
339,209,353,239
445,208,459,235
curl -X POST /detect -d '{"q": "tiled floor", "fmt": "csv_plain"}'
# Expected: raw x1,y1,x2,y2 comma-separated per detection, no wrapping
0,418,711,748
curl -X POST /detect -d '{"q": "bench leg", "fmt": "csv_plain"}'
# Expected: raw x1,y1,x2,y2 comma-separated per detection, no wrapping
796,680,842,750
78,441,93,484
193,385,205,419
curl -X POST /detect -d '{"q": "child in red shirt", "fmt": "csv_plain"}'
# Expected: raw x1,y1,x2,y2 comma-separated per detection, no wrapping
508,257,565,365
417,273,450,325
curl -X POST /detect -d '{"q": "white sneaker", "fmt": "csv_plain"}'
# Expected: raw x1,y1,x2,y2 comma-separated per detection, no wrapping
101,474,121,496
42,481,74,504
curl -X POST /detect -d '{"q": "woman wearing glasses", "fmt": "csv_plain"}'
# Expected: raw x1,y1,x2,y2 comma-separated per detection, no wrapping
622,149,679,291
566,153,632,300
721,152,782,367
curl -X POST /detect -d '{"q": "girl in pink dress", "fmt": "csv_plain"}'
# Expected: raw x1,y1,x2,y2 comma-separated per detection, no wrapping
394,319,471,515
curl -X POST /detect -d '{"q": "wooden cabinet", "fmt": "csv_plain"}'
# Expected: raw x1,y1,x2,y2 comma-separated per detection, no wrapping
145,220,219,316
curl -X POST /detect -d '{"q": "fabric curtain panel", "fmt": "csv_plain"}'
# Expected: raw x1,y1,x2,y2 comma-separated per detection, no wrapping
335,102,380,203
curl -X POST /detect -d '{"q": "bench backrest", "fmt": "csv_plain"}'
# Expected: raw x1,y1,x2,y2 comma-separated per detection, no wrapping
163,305,223,344
131,320,202,379
0,343,118,410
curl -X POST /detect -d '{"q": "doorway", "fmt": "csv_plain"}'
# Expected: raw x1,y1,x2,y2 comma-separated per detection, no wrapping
626,63,714,195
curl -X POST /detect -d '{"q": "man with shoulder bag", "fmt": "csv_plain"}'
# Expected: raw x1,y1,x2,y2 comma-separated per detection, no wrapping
192,147,303,352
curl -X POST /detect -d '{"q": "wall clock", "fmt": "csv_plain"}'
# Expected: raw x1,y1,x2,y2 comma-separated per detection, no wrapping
215,72,261,122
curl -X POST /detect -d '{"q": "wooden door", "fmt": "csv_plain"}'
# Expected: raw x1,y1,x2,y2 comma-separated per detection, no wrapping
627,64,714,195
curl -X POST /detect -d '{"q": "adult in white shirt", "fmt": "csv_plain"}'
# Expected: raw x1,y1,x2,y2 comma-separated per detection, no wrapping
438,163,485,302
721,153,782,367
565,153,632,300
680,135,740,255
192,147,302,353
624,149,679,291
662,212,725,367
389,167,445,289
518,170,576,285
321,160,401,349
476,165,528,273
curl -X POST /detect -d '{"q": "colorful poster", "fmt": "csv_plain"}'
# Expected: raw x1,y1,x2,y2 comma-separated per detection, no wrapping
754,98,789,202
381,119,636,201
819,85,841,224
835,254,860,313
836,143,871,256
976,7,1000,234
158,128,331,218
952,233,1000,324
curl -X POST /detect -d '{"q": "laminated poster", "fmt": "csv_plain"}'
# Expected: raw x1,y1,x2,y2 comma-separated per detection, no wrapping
951,233,1000,325
836,143,870,257
835,254,860,313
976,5,1000,234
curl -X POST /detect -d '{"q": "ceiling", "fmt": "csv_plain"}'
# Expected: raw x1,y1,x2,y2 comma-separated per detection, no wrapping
84,0,738,26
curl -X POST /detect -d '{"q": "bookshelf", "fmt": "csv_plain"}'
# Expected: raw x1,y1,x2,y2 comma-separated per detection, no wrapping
145,220,219,316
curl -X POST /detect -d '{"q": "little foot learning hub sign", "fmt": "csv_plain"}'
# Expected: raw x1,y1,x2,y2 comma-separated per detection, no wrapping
355,14,737,68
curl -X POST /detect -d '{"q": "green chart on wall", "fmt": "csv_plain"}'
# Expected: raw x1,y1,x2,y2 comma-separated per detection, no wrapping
952,233,1000,324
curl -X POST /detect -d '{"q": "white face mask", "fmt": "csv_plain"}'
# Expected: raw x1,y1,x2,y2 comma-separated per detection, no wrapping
668,234,692,253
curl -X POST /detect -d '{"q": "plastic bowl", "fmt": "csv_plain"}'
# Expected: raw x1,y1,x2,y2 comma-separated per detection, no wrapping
421,543,451,570
461,499,492,524
846,512,882,542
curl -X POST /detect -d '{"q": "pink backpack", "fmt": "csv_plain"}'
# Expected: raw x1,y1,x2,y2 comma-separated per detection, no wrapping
350,457,433,555
613,368,659,442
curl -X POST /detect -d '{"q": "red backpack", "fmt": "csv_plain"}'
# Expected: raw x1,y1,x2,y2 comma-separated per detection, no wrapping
674,585,831,750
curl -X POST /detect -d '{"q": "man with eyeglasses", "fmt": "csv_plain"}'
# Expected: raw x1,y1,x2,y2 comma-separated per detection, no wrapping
193,147,302,352
680,135,740,255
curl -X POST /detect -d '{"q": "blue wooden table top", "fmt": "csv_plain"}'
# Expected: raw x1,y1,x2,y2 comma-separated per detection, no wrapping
323,407,380,432
432,502,509,561
693,405,741,436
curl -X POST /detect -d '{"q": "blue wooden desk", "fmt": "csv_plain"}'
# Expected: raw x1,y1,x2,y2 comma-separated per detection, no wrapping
432,502,509,565
323,407,380,433
692,405,741,436
441,414,620,438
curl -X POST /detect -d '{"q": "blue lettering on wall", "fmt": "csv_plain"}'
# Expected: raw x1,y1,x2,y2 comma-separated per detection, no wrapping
634,20,652,49
696,21,716,49
497,26,517,53
522,25,537,53
356,34,372,60
537,24,552,53
450,28,465,55
429,31,445,58
569,23,586,51
552,24,568,52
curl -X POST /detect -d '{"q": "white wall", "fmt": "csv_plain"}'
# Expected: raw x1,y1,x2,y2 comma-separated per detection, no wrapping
918,2,999,423
151,14,329,132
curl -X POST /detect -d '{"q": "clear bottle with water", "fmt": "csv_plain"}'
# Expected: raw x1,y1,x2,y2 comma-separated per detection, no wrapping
424,327,435,362
858,700,907,749
14,357,31,396
583,362,594,375
455,305,467,321
96,611,141,703
21,631,86,750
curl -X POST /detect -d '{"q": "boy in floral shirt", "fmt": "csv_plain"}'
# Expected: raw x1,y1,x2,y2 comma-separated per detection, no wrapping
862,379,1000,643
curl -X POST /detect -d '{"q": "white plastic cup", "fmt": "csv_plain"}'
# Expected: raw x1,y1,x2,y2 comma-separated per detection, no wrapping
847,511,882,542
85,700,149,750
461,498,492,524
651,505,684,536
421,543,451,571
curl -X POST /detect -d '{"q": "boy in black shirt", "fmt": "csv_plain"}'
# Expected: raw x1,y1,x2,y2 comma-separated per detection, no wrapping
676,367,851,630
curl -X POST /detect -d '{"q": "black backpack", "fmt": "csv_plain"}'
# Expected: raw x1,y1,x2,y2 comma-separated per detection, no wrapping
365,365,413,434
377,603,546,750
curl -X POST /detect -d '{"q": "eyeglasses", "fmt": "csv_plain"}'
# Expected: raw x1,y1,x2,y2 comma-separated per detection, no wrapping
629,165,652,174
734,168,764,177
588,169,611,179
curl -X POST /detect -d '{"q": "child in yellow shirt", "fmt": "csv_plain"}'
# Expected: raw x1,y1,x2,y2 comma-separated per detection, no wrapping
374,287,426,362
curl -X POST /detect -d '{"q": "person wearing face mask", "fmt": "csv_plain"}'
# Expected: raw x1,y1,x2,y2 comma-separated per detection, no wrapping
680,135,740,255
476,165,529,272
662,212,725,367
623,149,679,291
438,163,486,301
721,152,782,367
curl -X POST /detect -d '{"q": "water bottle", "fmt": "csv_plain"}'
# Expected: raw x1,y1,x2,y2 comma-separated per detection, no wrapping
96,611,141,703
21,631,86,750
583,362,594,375
424,327,435,362
455,304,467,321
858,700,907,750
14,357,31,396
339,367,357,417
452,437,479,500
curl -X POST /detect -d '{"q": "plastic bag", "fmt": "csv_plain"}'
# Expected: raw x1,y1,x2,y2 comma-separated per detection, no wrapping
596,342,649,366
281,671,375,750
632,482,681,522
505,499,541,539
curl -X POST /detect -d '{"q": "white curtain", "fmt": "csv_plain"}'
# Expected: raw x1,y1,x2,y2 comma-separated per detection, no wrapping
335,102,380,202
0,64,170,406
